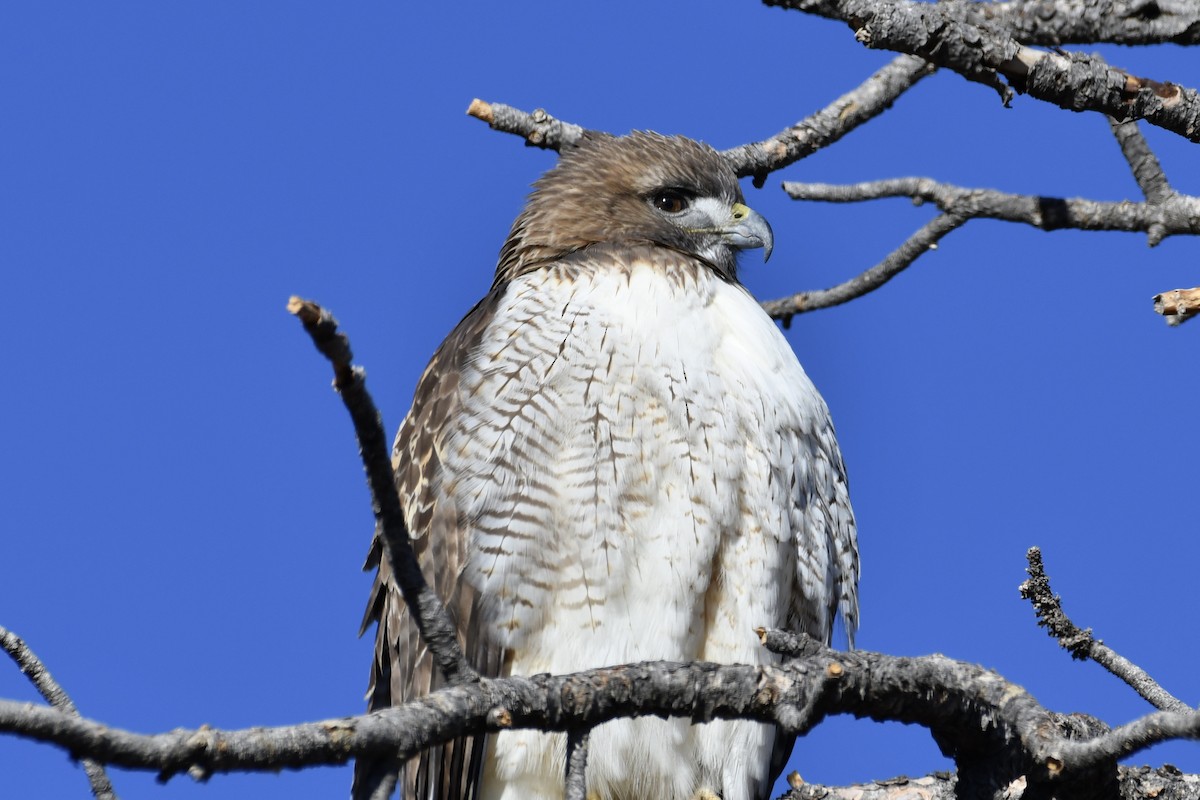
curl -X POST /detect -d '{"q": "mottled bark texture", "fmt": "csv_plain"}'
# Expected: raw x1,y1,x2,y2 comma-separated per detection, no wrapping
763,0,1200,142
953,0,1200,47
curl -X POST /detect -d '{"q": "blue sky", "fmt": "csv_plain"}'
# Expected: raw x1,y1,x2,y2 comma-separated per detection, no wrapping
2,3,1197,798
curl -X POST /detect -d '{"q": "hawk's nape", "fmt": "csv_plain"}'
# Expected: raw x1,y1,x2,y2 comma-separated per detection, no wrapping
356,131,859,800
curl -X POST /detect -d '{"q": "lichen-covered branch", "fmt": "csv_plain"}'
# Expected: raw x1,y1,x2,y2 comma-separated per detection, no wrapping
1,626,117,799
1020,547,1191,713
287,297,476,688
761,212,967,323
763,0,1200,142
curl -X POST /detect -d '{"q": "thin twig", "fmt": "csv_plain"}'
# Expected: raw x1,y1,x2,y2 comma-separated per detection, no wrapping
761,212,968,324
782,176,1200,242
1108,117,1177,246
287,297,475,688
1019,547,1191,713
0,626,117,800
721,54,936,184
1109,119,1174,206
1057,710,1200,767
564,728,591,800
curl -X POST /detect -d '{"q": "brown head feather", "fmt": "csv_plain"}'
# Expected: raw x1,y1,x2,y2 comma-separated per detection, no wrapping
494,131,744,286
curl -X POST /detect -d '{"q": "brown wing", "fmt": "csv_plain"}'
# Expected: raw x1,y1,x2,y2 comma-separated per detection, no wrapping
766,409,859,799
353,291,507,800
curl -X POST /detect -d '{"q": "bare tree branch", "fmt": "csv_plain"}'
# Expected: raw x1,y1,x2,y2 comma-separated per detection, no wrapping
1020,546,1191,713
781,175,1200,240
1153,286,1200,325
953,0,1200,47
287,297,476,689
763,0,1200,142
761,212,967,323
1,626,117,800
721,54,936,184
6,637,1200,798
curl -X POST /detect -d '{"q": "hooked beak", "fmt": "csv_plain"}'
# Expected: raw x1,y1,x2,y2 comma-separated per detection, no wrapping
722,202,774,262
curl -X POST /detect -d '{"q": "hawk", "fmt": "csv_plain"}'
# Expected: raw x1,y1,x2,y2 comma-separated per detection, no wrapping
357,131,858,800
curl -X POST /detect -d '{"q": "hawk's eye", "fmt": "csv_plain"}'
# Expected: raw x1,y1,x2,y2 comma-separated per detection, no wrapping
652,190,689,214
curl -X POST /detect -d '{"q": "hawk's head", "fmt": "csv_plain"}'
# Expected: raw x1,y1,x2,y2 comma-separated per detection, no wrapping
495,131,773,285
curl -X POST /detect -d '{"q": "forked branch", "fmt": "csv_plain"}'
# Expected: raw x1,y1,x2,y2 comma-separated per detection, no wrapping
1,626,117,799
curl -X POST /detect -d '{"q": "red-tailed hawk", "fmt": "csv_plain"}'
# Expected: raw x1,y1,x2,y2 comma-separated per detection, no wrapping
357,131,858,800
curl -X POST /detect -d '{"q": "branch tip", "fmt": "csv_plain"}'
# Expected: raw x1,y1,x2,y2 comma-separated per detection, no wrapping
1153,287,1200,325
466,98,494,123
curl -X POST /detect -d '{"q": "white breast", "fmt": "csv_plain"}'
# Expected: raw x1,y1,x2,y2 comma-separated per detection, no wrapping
444,254,841,800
